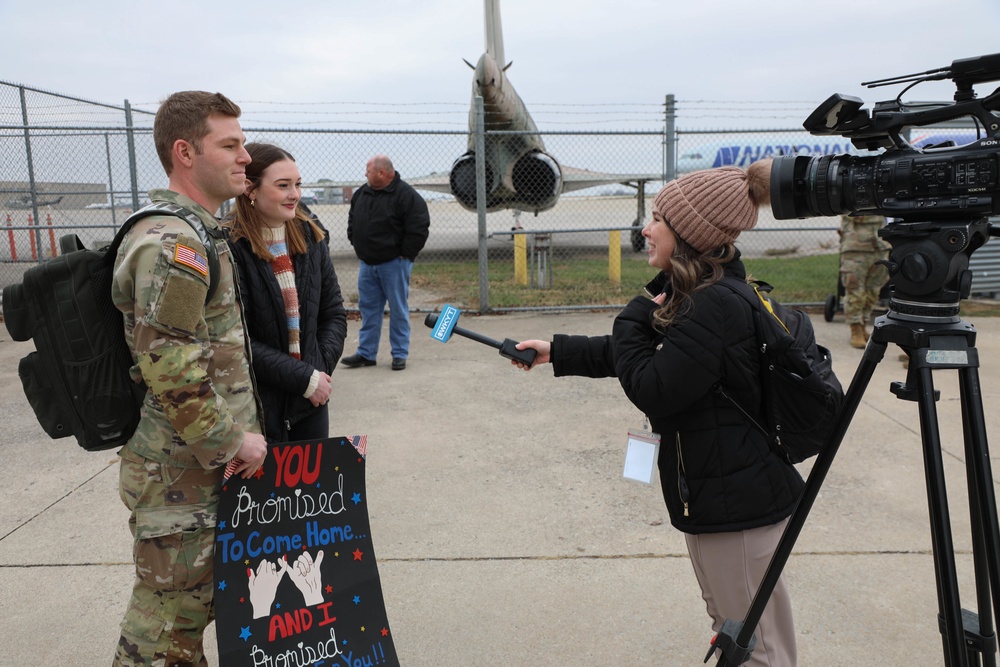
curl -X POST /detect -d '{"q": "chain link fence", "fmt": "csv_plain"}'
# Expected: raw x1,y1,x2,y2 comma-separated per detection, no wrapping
1,81,848,313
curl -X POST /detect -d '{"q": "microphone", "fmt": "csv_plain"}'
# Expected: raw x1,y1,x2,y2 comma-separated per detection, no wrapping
425,305,538,367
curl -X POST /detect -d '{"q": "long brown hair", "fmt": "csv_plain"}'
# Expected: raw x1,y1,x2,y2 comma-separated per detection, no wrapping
226,142,325,260
652,233,737,331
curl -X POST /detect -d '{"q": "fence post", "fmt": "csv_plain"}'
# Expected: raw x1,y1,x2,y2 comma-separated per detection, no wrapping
19,85,44,257
125,99,141,211
663,94,677,182
474,95,489,312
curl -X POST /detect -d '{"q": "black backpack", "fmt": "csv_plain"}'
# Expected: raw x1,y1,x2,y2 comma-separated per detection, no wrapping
715,277,845,464
2,202,221,451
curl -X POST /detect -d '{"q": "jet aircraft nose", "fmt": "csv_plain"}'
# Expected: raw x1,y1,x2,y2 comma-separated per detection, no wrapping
475,52,501,96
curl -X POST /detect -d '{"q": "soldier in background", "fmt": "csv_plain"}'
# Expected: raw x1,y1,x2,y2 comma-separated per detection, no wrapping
111,91,268,666
839,213,890,348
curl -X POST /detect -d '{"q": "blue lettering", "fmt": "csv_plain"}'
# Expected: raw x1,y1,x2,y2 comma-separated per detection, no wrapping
247,530,262,557
306,521,355,548
216,532,235,564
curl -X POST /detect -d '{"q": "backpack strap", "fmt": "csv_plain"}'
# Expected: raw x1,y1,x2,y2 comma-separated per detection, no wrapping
713,276,772,440
108,201,223,302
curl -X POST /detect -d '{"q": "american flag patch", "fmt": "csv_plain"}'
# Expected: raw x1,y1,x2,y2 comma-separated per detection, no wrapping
175,243,209,276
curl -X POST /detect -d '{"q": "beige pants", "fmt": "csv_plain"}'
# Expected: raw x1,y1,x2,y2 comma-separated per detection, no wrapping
685,517,797,667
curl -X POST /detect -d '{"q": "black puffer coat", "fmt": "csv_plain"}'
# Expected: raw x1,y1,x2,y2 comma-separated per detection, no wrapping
229,219,347,441
551,257,803,534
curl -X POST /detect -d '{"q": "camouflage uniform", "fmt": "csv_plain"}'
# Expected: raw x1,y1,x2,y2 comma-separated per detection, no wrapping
111,189,261,666
839,213,889,326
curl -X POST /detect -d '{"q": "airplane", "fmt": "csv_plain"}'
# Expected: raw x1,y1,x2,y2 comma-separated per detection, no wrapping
6,194,63,209
304,0,661,250
675,135,862,173
674,129,985,173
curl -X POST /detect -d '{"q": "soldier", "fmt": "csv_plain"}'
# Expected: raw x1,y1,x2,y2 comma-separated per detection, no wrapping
839,213,890,348
110,91,268,666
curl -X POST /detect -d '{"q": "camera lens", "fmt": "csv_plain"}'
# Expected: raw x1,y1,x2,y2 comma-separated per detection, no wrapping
771,154,858,220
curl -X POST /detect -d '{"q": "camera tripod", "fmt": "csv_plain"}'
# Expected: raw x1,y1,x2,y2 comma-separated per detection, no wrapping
712,308,1000,666
712,219,1000,666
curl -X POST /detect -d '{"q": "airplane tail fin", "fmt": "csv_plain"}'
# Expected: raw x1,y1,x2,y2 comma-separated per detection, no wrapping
484,0,505,67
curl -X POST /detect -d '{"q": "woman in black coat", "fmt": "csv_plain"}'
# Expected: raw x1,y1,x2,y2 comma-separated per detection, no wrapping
514,160,802,666
227,143,347,442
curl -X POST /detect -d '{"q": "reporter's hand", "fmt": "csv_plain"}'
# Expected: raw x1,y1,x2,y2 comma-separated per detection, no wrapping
233,432,268,479
309,372,333,407
511,340,551,370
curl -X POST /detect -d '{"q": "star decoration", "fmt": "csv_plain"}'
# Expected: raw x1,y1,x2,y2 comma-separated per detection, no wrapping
254,467,265,480
218,520,226,529
381,628,389,637
352,492,362,505
239,626,252,642
326,584,334,594
352,548,364,561
353,595,361,605
361,626,366,633
240,597,245,604
218,580,227,591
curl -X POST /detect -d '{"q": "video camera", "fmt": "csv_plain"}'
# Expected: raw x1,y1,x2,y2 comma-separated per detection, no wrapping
770,52,1000,316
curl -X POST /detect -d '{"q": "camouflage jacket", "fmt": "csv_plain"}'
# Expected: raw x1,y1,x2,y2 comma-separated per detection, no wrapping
839,213,889,253
111,189,261,469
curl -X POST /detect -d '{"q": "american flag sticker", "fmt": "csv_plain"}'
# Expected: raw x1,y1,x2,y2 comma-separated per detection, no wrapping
351,434,367,458
175,243,209,276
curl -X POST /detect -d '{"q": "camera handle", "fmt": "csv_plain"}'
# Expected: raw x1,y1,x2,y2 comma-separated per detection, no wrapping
712,313,1000,667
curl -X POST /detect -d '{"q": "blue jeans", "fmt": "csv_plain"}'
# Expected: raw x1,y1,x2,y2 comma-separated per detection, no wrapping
356,257,413,360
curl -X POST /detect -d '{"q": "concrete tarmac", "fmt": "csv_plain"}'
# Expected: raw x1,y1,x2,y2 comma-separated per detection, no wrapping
3,306,1000,666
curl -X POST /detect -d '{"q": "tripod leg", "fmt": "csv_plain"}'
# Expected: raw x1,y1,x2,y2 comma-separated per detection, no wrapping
960,365,1000,666
714,339,886,666
909,363,969,667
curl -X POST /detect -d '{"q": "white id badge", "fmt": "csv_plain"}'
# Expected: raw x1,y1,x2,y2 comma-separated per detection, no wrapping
623,430,660,484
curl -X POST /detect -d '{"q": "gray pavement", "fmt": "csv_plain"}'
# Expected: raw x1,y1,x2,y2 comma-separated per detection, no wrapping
3,307,1000,665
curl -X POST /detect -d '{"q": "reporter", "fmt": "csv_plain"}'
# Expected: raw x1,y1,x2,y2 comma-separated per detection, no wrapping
514,160,800,666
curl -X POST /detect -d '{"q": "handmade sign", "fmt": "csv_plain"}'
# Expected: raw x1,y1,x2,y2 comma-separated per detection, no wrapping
215,435,398,666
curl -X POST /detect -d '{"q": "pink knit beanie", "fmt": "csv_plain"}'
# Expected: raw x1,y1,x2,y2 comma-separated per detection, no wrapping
653,160,772,253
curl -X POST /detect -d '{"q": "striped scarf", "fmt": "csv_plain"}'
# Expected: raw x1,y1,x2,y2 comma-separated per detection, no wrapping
262,225,301,359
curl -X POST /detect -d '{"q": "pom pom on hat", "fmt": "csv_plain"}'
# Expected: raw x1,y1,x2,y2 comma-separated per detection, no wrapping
653,160,772,253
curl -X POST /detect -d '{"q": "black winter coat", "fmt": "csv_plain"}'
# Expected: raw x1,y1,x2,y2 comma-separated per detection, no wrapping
551,258,803,534
347,173,430,264
229,219,348,442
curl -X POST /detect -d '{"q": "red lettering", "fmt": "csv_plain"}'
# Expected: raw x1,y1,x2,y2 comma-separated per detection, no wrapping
317,600,337,626
300,442,322,485
284,447,303,486
271,446,290,487
268,608,314,641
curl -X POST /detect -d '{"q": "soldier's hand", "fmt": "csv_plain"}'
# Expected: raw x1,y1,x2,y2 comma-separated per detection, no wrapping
233,432,268,479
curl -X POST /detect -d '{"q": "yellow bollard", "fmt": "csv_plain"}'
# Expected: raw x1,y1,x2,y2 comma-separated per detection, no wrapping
514,233,527,286
608,230,621,285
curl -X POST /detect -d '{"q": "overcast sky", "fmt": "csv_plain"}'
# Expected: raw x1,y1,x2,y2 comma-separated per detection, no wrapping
4,0,1000,131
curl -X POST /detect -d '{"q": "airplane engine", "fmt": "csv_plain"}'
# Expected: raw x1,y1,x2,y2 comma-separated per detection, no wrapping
510,151,562,210
449,153,497,210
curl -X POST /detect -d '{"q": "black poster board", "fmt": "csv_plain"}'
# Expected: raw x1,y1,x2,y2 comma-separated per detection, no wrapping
214,435,398,666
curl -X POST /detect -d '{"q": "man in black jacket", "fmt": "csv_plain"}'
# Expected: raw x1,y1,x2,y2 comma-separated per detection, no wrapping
342,155,430,371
